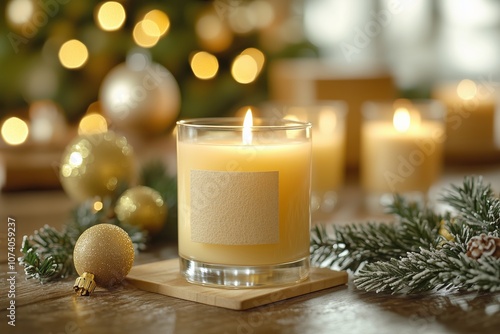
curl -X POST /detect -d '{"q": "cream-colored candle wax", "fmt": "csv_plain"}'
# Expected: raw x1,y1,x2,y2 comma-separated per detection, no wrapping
177,114,311,267
432,80,500,162
310,109,345,196
267,102,347,215
361,104,445,194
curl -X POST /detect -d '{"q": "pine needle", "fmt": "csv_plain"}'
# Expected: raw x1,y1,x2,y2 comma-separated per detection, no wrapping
311,176,500,294
18,161,174,283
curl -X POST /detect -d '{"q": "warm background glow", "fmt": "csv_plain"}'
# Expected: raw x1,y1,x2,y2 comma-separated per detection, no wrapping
133,20,161,48
231,55,258,84
59,39,89,69
240,48,265,73
93,200,104,212
190,51,219,80
144,9,170,36
6,0,34,26
78,113,108,135
196,11,233,52
96,1,126,31
1,117,29,145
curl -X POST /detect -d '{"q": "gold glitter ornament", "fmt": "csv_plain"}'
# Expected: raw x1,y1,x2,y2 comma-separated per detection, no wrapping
59,131,135,202
73,224,135,296
115,186,167,234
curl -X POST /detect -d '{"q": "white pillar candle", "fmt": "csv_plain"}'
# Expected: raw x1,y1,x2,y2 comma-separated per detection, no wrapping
361,100,445,195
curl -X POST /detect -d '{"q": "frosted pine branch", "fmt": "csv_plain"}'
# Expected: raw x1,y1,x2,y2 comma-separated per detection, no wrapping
311,176,500,294
310,196,442,271
354,244,500,294
441,176,500,234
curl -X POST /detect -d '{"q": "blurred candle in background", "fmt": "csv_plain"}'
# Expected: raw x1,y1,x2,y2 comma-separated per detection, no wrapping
261,101,347,220
432,79,500,163
361,100,445,212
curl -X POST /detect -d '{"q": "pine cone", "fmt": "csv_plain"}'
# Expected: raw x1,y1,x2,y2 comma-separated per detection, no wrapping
466,234,500,260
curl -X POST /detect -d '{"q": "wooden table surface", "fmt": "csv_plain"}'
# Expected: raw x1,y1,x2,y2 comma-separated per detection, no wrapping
1,165,500,334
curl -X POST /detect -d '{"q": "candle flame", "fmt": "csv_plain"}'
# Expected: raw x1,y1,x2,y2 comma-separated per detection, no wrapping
243,108,253,144
393,107,411,133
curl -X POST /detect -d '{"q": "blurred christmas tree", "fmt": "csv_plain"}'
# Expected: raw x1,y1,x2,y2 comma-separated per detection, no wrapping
0,0,317,125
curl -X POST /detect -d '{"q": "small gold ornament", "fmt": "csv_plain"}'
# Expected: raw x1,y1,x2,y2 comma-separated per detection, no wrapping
115,186,167,234
438,220,454,242
73,224,135,296
59,131,135,202
99,57,180,137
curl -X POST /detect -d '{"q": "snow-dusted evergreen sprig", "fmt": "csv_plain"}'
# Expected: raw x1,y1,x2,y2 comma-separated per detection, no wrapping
19,226,75,283
355,240,500,294
310,176,500,294
441,176,500,234
310,194,443,271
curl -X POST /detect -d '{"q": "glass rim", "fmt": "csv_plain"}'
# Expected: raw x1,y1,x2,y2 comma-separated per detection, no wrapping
177,117,312,131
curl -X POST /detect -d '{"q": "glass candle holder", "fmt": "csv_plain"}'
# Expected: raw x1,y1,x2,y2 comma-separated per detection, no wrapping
261,102,347,220
360,100,445,212
176,116,312,288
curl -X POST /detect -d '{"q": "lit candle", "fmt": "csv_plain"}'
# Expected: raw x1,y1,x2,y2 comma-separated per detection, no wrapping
176,111,312,287
432,80,500,162
361,100,445,195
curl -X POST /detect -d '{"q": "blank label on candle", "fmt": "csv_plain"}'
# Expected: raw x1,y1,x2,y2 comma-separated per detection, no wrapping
190,170,279,245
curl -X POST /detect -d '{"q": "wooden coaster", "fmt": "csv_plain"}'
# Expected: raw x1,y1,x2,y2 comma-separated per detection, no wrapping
126,258,348,310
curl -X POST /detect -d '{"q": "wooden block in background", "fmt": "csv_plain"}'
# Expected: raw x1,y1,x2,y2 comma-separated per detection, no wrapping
126,258,348,310
268,58,397,168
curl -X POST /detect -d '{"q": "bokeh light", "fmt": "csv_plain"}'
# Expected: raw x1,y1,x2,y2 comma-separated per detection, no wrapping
1,117,29,145
93,200,104,212
78,113,108,135
96,1,126,31
58,39,89,69
457,79,477,100
133,20,161,48
144,9,170,36
6,0,34,26
231,55,259,84
196,12,233,52
190,51,219,80
249,1,275,29
228,6,256,34
240,48,265,73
